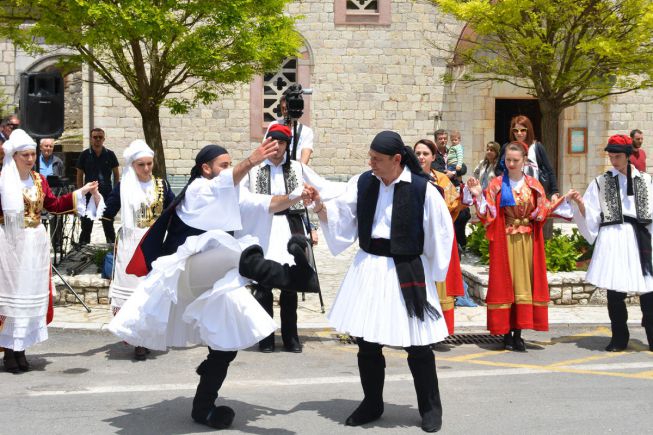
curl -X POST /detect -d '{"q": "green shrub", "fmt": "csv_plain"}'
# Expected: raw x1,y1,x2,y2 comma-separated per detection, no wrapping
569,227,594,261
92,247,111,268
544,229,581,272
465,223,581,271
466,223,490,265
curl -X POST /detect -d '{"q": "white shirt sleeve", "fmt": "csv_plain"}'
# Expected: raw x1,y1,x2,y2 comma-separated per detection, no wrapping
301,164,346,202
574,179,600,245
422,183,454,282
320,174,360,256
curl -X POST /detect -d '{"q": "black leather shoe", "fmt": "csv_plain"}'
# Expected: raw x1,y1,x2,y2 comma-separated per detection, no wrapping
345,399,383,426
14,351,30,372
421,409,443,432
259,335,275,353
283,337,302,353
503,333,514,351
134,346,148,361
3,349,20,374
605,341,627,352
199,405,235,430
513,336,527,352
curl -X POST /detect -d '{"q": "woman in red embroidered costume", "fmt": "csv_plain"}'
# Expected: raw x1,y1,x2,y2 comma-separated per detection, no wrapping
466,141,572,351
0,129,103,373
414,139,466,335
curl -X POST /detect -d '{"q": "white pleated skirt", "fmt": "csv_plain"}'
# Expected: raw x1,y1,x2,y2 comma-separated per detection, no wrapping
109,227,148,309
587,223,653,295
328,250,449,347
0,225,50,351
108,230,276,351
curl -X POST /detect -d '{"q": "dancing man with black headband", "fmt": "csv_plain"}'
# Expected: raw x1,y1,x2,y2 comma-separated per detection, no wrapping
569,134,653,352
311,131,453,433
109,137,318,430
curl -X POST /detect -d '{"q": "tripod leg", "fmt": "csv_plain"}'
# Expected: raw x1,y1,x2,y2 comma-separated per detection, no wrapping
52,265,92,313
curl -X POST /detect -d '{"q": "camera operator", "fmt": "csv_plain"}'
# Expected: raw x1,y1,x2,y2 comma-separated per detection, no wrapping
265,85,314,165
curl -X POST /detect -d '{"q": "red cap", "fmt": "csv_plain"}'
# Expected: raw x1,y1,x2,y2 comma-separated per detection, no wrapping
605,134,633,155
266,123,291,143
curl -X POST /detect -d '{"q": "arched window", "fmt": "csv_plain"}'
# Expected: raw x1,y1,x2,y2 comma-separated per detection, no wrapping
249,45,312,141
334,0,391,26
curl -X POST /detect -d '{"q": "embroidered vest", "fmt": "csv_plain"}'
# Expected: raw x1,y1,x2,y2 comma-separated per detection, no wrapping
596,171,653,226
356,170,427,256
250,160,305,214
136,177,166,228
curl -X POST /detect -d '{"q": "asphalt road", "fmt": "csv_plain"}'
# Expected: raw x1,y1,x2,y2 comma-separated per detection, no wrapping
2,326,652,435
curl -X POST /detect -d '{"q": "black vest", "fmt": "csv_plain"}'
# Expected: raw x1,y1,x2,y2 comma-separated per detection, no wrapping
357,170,427,256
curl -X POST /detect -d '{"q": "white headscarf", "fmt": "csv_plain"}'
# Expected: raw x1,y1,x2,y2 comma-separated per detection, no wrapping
0,129,37,214
120,139,155,231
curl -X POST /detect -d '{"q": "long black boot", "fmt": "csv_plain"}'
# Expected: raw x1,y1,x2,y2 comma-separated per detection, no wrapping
407,346,443,433
346,339,385,426
252,284,275,352
3,348,20,374
512,329,526,352
239,236,317,292
640,292,653,351
280,290,301,352
606,290,629,351
191,348,237,429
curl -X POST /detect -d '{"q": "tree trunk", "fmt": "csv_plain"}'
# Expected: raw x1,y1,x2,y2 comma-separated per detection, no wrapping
538,100,561,181
139,106,167,179
538,100,562,239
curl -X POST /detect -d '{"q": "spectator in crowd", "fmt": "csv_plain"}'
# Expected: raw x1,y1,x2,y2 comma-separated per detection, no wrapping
265,89,315,165
629,129,646,172
37,138,65,178
473,141,501,191
431,129,449,173
0,114,20,143
76,128,120,244
447,130,464,176
0,115,20,167
496,115,559,201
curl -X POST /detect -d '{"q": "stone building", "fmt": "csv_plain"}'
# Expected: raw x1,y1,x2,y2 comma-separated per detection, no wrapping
0,0,650,192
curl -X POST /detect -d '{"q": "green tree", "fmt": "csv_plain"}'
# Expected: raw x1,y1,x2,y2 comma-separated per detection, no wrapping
431,0,653,174
1,0,302,177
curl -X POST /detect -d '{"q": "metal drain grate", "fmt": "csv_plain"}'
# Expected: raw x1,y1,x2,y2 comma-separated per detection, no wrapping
443,334,503,345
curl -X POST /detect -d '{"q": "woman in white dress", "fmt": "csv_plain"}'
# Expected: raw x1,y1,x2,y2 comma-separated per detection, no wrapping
0,129,102,373
103,140,174,360
569,134,653,351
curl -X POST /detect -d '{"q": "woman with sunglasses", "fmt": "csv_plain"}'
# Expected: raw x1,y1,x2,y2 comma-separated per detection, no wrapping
496,115,559,201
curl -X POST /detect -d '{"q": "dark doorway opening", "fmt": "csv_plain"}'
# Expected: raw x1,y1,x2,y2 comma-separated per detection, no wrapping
494,99,541,145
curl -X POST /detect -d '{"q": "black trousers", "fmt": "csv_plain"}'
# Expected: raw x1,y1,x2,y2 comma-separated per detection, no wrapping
254,285,298,344
356,338,442,422
79,216,115,244
607,290,653,342
454,208,471,247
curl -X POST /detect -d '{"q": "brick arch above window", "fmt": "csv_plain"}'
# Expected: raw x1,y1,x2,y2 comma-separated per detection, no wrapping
249,45,313,142
335,0,392,26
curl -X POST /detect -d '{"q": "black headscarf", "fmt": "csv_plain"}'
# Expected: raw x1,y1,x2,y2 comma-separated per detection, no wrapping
370,131,430,179
169,144,229,211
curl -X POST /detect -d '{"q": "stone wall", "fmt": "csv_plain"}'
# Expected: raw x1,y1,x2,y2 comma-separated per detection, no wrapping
53,275,110,306
0,40,17,112
462,263,640,306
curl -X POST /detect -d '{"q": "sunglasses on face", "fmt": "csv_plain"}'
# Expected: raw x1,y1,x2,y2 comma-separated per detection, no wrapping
512,128,528,133
92,136,105,140
7,123,19,130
